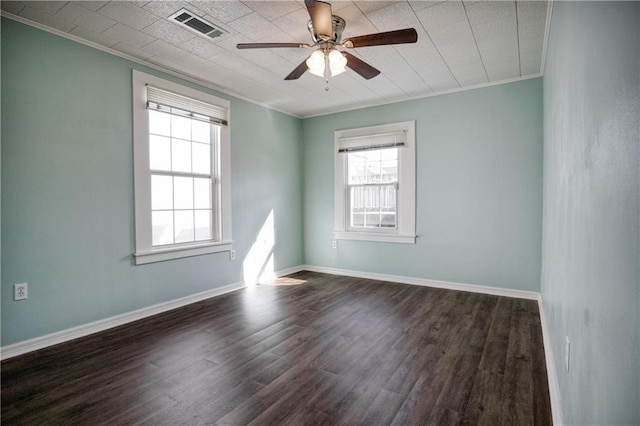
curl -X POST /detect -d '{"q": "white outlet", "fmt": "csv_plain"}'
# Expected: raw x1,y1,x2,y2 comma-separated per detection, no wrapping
332,240,337,249
229,249,236,261
565,336,570,372
14,283,28,301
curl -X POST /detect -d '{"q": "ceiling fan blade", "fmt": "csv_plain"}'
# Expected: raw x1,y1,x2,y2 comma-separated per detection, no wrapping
343,52,380,80
342,28,418,48
305,0,333,40
284,58,310,80
237,42,310,49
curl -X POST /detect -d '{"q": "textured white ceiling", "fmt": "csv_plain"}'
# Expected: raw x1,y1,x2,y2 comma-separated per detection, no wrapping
2,1,549,117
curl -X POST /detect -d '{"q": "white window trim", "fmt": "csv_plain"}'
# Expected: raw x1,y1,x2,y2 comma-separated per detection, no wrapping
132,70,232,264
334,121,416,244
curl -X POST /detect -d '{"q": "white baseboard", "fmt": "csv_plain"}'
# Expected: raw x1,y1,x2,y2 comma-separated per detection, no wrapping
537,296,564,425
301,264,540,300
0,281,246,360
273,264,306,278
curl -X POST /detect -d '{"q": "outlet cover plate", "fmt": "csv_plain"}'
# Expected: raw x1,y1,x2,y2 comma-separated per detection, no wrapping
14,283,28,300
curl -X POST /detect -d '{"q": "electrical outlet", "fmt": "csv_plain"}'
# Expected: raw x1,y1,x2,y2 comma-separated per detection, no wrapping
565,336,570,372
14,283,28,301
332,240,337,249
229,249,236,261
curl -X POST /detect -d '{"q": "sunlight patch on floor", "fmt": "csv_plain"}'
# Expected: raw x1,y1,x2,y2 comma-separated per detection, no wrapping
260,276,308,286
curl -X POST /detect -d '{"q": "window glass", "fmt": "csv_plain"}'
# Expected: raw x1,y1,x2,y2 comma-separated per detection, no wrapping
192,142,211,174
192,118,210,143
151,175,173,210
194,178,212,209
195,210,213,241
173,177,194,210
174,211,194,243
152,211,173,246
149,110,170,136
171,113,191,140
149,135,171,171
348,148,398,184
171,138,191,173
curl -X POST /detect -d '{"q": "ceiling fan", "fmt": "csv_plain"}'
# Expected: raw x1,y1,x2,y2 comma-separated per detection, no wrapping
236,0,418,83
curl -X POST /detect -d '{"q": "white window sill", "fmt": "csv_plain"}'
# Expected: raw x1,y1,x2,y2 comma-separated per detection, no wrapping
334,231,415,244
134,241,233,265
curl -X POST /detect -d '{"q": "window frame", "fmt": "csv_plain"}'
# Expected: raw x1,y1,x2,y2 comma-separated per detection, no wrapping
132,70,232,264
334,121,416,244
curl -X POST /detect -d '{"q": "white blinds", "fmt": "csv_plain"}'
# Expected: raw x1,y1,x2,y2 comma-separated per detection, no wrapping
337,130,405,153
146,85,228,126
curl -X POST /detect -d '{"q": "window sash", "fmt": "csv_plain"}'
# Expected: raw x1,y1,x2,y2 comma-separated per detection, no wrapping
150,174,218,246
148,110,220,247
347,183,398,230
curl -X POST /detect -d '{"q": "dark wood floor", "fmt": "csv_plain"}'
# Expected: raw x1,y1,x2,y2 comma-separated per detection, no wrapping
1,271,552,425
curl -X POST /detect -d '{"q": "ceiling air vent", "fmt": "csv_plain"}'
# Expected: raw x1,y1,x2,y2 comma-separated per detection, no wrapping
169,9,225,40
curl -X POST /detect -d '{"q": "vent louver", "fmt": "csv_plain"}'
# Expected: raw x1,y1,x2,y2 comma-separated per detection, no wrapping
169,9,225,40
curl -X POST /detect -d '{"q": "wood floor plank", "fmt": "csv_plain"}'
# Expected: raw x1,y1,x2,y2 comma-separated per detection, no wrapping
500,298,536,426
477,297,514,374
1,272,552,425
216,367,327,425
307,327,407,418
389,343,456,425
280,406,334,426
426,406,461,426
246,369,336,426
460,368,505,426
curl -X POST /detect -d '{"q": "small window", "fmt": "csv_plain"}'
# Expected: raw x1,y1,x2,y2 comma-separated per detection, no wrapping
334,121,416,244
347,148,399,230
132,71,232,264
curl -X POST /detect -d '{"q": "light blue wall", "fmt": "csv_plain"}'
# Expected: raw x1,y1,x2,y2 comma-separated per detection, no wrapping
303,79,543,291
541,2,640,424
1,19,303,346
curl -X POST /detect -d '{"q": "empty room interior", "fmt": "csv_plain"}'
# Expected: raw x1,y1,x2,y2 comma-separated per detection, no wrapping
1,0,638,424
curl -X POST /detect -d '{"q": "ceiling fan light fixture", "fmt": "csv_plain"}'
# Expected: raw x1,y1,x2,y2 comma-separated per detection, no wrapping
306,49,326,77
328,49,347,76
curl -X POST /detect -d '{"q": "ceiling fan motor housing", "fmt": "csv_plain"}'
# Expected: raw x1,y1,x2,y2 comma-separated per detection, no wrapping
308,15,346,46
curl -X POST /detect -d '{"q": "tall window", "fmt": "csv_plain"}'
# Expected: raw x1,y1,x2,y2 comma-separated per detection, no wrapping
133,71,232,264
334,121,416,244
